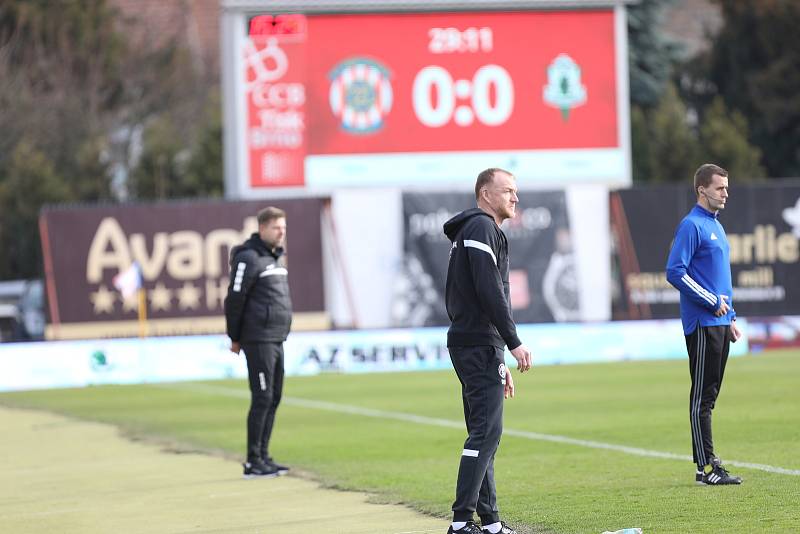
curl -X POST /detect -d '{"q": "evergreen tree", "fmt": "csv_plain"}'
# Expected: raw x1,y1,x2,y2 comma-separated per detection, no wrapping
627,0,694,182
630,106,654,183
627,0,680,107
699,97,765,180
0,141,74,279
630,0,769,183
636,83,701,183
184,91,224,199
688,0,800,177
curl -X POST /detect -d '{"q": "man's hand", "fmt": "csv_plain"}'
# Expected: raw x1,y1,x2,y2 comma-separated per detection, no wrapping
504,371,515,399
230,341,241,355
510,344,532,372
730,319,742,343
715,295,730,317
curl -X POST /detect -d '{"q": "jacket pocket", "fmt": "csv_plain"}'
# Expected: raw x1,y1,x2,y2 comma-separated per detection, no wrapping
268,308,292,330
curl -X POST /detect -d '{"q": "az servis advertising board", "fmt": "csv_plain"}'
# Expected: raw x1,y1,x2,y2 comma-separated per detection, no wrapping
221,3,631,197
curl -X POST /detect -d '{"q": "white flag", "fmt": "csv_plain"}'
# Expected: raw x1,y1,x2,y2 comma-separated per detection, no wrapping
113,263,142,299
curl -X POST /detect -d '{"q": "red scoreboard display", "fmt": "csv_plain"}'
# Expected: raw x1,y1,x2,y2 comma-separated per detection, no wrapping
232,7,629,194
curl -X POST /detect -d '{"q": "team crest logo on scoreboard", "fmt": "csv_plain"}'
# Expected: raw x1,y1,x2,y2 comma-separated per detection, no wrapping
329,58,393,134
543,53,587,121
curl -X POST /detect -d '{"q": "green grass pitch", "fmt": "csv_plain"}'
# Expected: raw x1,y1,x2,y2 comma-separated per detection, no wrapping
2,349,799,533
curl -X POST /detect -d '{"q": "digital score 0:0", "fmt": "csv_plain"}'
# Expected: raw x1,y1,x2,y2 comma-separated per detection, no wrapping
415,26,512,128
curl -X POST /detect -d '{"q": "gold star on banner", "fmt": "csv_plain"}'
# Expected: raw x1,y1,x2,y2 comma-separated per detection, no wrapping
90,285,116,315
149,283,173,311
121,292,139,313
177,281,201,310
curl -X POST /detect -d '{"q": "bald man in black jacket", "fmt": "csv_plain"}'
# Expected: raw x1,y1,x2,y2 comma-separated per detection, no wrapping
442,168,533,534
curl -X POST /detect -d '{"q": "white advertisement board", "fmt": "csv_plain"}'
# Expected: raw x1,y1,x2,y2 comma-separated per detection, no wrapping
0,319,748,391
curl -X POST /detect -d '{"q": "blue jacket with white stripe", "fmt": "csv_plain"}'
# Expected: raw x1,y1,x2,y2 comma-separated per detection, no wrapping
443,208,521,350
666,204,735,335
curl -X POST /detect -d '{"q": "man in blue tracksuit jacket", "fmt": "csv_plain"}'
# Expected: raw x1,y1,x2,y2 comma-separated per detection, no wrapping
666,163,744,485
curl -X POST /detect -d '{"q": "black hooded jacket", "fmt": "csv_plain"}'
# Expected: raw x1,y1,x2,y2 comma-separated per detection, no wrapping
443,208,521,350
224,233,293,343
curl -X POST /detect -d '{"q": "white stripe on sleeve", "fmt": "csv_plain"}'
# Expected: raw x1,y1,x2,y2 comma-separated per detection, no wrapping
232,262,246,292
681,274,717,306
259,267,288,277
462,448,479,457
464,239,497,266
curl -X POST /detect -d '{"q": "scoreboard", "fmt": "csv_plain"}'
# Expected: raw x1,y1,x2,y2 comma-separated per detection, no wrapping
222,2,631,196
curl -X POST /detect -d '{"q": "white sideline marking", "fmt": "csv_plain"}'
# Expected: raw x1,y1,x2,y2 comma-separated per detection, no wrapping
160,383,800,477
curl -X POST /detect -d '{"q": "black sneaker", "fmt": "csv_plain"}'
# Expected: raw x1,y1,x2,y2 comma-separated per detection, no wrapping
242,459,279,479
483,522,517,534
265,457,290,476
698,458,742,485
446,521,483,534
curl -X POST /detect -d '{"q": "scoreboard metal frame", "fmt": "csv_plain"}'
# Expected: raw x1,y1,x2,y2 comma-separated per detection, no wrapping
221,0,633,198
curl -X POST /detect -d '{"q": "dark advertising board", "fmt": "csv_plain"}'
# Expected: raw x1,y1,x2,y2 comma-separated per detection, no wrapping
611,183,800,320
394,191,573,326
39,198,326,339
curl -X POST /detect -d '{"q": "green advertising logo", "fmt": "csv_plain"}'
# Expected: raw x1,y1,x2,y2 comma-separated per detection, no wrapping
90,350,109,371
543,54,587,121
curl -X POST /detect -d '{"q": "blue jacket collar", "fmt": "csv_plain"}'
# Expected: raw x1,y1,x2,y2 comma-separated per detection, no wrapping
693,203,718,219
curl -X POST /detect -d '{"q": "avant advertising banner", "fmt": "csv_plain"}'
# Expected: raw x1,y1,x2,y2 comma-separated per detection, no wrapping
394,192,576,326
611,184,800,320
39,199,326,339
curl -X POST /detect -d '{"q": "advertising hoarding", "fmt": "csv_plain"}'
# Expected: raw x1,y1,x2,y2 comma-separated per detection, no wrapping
0,318,748,392
396,191,572,326
39,199,327,339
611,184,800,320
393,187,610,327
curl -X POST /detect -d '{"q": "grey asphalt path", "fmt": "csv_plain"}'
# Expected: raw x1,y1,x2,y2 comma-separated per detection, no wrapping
0,407,448,534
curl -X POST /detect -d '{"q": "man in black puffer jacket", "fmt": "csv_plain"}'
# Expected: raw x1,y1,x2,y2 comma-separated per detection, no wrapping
225,206,293,478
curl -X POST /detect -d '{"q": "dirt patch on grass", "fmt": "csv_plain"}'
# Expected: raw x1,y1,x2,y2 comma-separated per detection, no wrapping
0,406,448,533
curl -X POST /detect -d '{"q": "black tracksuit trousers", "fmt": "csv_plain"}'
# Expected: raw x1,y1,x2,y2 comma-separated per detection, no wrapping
449,345,506,525
685,325,731,468
241,342,285,463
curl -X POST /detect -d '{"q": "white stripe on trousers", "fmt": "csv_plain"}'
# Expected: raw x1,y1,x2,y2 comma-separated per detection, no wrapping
697,328,706,466
690,328,706,467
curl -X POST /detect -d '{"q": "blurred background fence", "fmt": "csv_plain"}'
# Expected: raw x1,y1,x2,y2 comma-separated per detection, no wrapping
1,0,798,386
